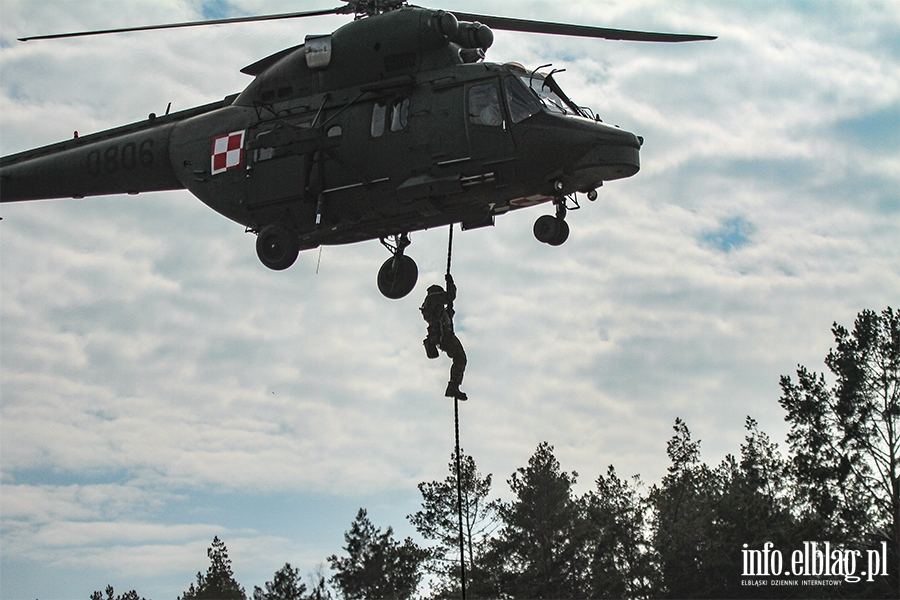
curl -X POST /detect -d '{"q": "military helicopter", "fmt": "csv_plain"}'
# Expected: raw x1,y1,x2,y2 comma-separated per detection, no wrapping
0,0,714,299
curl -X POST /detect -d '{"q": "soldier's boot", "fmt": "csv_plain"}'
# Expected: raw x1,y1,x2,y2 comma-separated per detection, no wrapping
445,381,468,401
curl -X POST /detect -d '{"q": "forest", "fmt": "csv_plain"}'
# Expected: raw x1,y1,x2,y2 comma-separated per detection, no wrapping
92,307,898,599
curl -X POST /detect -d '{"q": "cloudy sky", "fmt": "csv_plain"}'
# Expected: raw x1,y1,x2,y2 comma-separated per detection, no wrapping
1,0,897,597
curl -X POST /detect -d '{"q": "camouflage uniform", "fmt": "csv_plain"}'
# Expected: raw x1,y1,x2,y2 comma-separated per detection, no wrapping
421,274,467,400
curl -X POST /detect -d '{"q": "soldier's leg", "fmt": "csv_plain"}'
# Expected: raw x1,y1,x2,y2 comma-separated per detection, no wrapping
441,334,467,385
423,324,440,359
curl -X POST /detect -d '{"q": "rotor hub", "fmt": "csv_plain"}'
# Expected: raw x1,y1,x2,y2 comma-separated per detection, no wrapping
341,0,408,18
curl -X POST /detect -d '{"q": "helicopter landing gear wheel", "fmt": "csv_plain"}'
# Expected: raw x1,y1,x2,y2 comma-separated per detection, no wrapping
378,254,418,299
533,197,571,246
377,233,418,299
256,223,300,270
548,218,569,246
533,216,569,246
533,214,561,244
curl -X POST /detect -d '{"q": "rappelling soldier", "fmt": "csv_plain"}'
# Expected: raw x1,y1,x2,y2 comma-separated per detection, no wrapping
421,273,467,400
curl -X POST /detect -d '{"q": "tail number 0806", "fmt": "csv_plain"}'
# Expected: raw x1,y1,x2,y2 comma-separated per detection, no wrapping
86,139,154,176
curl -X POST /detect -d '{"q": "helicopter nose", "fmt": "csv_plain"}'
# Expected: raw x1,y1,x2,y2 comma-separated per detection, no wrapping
569,123,641,184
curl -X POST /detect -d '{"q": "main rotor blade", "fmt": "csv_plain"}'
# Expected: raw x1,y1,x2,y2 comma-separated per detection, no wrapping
18,6,346,42
451,12,716,42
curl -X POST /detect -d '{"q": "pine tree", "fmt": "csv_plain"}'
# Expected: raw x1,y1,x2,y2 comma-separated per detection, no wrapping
486,442,588,598
89,586,147,600
408,449,498,597
704,418,796,598
253,563,307,600
328,508,425,600
650,418,718,598
779,307,899,595
179,536,247,600
585,466,655,599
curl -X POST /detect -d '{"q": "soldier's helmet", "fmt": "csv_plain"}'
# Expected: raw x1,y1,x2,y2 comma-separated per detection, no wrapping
427,284,444,295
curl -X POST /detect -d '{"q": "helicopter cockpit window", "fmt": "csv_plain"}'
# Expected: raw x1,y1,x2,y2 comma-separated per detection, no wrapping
468,83,503,127
390,98,410,132
505,76,541,124
520,75,576,116
371,102,387,137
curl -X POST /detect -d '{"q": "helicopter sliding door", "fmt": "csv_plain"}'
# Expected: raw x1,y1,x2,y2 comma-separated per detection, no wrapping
245,115,315,209
425,84,468,165
465,80,515,163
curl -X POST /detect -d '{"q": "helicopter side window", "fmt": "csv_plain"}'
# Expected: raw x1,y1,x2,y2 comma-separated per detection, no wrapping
390,98,409,132
371,102,387,138
253,129,275,162
468,83,503,127
505,76,541,124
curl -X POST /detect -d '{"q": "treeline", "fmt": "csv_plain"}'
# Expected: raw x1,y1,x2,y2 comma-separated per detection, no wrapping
93,307,898,599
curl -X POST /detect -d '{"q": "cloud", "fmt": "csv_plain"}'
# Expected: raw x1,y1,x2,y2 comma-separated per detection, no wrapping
1,1,898,597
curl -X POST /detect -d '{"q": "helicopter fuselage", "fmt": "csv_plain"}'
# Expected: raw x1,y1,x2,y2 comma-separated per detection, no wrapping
0,6,643,297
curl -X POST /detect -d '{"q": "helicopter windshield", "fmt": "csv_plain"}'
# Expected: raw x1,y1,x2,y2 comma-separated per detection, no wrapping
519,74,589,119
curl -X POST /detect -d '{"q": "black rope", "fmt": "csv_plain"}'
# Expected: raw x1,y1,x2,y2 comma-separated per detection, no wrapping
454,396,467,600
446,223,454,276
446,221,465,598
446,223,455,316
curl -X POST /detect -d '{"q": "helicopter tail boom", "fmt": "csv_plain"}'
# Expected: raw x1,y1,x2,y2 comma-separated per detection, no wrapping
0,99,237,203
0,125,183,203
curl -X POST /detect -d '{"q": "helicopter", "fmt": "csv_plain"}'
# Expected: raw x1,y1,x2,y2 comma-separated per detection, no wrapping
0,0,715,299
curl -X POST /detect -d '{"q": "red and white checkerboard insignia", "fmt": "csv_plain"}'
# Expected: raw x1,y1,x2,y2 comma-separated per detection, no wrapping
211,130,245,175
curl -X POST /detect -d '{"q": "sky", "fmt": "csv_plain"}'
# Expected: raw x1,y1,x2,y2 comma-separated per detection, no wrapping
1,0,898,598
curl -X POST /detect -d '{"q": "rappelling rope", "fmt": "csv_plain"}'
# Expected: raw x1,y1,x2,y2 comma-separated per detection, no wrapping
449,222,466,599
446,223,454,277
446,223,455,315
454,396,467,600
